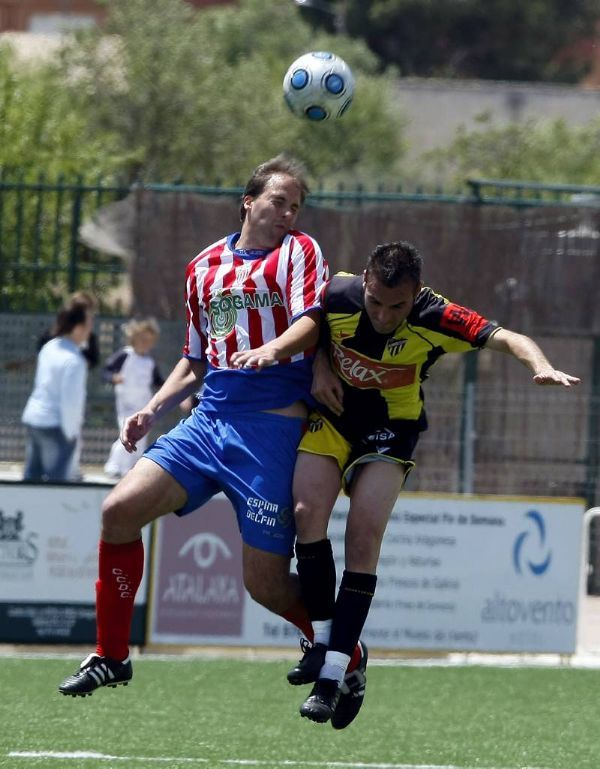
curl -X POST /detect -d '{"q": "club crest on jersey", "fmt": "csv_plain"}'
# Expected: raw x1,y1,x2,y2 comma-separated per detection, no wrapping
209,290,284,337
386,338,407,356
232,264,252,287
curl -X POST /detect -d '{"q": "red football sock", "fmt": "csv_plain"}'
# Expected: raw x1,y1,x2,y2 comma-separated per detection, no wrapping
95,538,144,661
282,603,314,642
347,642,362,673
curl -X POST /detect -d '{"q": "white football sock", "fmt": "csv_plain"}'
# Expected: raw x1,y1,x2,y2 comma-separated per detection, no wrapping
312,619,332,646
319,650,350,685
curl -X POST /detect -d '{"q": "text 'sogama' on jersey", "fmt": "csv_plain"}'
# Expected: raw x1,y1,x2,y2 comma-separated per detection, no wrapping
183,230,327,367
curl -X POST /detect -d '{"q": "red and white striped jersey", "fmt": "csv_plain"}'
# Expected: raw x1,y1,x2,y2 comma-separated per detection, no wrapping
183,230,329,368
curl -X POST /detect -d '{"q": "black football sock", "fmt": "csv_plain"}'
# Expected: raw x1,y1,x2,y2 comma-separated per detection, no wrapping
295,538,336,622
329,569,377,657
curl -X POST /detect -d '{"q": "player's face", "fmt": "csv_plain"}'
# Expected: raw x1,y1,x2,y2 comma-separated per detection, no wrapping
363,272,421,335
241,174,302,248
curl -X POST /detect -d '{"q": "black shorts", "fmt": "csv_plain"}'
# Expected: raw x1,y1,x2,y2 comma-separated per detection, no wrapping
299,411,424,494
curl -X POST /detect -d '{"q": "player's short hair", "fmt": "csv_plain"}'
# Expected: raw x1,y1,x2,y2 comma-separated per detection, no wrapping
240,154,310,221
122,317,160,342
366,241,423,288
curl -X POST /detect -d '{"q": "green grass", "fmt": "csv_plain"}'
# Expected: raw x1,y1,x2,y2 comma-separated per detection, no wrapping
1,656,599,769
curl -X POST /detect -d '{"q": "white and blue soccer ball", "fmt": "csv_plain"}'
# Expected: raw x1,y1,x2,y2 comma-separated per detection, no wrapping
283,51,355,121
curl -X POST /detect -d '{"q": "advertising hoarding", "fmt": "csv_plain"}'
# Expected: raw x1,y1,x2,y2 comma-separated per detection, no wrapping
148,493,585,653
0,482,150,643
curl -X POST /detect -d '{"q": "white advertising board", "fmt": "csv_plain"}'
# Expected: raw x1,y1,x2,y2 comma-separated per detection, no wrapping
148,493,585,653
331,494,584,653
0,482,150,642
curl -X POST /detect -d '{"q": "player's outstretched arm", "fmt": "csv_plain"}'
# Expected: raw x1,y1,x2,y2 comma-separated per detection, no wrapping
229,311,320,370
120,357,206,452
485,328,580,387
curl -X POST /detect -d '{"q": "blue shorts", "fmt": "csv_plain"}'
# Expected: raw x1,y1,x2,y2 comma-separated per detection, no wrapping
144,409,304,557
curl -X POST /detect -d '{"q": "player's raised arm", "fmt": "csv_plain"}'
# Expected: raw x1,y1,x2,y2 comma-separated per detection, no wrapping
485,328,580,387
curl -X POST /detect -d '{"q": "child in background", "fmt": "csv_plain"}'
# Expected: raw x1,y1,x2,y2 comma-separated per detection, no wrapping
103,318,164,479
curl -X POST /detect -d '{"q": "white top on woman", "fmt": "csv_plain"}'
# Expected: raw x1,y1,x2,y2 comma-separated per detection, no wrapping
22,337,88,441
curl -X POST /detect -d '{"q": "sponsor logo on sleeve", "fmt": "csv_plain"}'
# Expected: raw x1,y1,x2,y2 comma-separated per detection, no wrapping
440,303,488,343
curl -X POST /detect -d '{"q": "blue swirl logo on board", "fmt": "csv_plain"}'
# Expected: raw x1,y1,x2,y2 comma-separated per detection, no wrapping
513,510,552,576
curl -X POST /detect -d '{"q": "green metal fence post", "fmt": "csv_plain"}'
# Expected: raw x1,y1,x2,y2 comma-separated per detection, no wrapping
68,175,84,292
584,337,600,593
459,351,479,493
585,336,600,508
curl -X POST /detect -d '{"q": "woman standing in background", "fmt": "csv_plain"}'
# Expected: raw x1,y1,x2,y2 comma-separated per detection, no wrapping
21,296,94,482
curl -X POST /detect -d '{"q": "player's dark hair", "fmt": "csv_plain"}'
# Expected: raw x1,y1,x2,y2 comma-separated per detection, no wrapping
51,299,90,337
240,154,310,221
366,241,423,288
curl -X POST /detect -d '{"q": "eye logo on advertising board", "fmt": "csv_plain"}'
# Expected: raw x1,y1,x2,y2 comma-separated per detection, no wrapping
179,533,232,569
513,510,552,576
152,498,244,638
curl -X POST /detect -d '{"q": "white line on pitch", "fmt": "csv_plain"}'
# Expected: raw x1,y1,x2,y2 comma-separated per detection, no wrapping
7,751,551,769
2,648,600,669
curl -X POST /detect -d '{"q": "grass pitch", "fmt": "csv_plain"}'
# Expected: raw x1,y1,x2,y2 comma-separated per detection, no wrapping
1,654,599,769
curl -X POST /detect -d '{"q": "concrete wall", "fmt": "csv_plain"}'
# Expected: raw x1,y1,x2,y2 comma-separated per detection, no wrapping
396,77,600,157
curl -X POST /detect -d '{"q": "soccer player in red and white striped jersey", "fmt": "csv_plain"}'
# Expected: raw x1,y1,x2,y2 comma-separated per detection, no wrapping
184,225,327,411
59,155,334,697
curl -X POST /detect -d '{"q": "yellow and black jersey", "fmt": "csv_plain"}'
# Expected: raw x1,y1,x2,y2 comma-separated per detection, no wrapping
321,274,498,438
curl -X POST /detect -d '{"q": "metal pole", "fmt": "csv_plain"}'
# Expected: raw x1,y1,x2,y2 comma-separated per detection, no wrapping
459,351,478,493
584,336,600,509
68,176,84,292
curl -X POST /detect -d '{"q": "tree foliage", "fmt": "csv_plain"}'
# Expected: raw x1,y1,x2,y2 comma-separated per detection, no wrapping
341,0,600,82
424,113,600,186
2,0,600,190
0,43,124,177
55,0,406,184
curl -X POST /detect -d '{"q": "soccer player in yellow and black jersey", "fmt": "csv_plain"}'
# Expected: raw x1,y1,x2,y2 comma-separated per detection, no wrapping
289,241,580,728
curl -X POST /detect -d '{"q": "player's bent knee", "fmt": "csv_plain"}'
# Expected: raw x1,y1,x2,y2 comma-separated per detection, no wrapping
101,489,143,542
294,499,328,539
293,499,312,532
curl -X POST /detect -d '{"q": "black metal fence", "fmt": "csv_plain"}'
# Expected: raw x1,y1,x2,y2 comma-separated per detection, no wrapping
2,173,599,314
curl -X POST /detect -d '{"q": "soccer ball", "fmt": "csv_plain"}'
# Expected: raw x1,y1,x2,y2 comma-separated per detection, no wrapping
283,51,355,121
